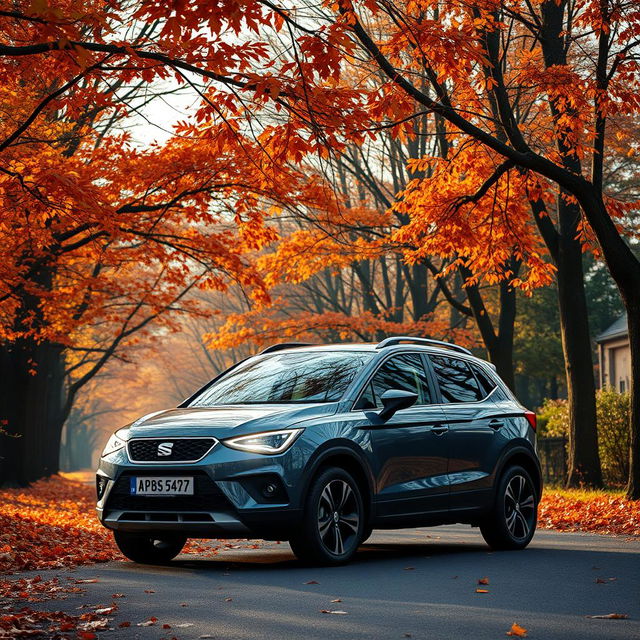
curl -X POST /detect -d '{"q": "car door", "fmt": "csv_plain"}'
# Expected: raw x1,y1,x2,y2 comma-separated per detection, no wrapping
427,354,507,510
354,352,449,518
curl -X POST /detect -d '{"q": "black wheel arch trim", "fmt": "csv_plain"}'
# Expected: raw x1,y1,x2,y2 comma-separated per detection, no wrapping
493,441,542,497
299,440,375,523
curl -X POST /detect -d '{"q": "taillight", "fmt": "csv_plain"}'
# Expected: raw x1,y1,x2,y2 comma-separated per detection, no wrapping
524,410,537,432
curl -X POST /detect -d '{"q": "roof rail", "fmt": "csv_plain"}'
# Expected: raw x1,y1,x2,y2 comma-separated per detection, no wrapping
259,342,315,355
375,336,472,356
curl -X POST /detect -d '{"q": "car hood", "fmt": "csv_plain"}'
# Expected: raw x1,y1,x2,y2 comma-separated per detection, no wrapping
122,403,339,439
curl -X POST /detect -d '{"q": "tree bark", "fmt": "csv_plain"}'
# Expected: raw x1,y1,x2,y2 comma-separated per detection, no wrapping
625,298,640,499
556,198,602,487
459,264,517,391
0,338,65,486
575,191,640,498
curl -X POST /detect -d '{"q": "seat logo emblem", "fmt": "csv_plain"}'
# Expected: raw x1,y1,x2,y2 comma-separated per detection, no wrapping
157,442,173,456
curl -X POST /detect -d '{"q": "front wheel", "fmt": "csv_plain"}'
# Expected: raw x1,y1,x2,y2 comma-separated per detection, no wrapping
480,465,538,550
289,467,364,565
113,531,186,564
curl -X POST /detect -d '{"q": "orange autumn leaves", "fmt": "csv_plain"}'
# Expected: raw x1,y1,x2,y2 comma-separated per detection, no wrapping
0,476,118,574
539,491,640,537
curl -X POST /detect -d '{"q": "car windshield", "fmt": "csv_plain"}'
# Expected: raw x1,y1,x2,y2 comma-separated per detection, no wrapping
190,351,373,405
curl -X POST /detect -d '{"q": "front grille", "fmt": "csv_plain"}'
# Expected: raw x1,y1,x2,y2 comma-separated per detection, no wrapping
127,437,216,462
106,471,231,512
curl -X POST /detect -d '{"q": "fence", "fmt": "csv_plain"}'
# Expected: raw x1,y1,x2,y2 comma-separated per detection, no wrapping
537,437,567,486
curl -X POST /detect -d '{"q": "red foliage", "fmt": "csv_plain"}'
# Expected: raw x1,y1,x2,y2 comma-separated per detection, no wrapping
0,607,110,639
539,491,640,536
0,476,118,575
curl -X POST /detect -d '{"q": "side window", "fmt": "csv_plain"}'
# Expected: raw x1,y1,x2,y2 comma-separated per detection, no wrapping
355,354,432,409
430,355,483,403
357,382,376,410
470,363,497,398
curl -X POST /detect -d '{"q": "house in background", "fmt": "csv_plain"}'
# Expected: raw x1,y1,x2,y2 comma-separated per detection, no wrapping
596,314,630,392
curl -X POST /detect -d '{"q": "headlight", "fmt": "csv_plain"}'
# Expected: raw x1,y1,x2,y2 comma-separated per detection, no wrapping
223,429,303,454
101,428,129,457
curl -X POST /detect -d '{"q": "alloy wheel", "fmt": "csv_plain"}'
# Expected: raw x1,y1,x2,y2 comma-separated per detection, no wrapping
504,474,536,540
317,479,360,556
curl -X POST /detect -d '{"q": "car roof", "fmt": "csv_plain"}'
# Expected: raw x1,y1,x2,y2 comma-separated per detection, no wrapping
260,342,496,370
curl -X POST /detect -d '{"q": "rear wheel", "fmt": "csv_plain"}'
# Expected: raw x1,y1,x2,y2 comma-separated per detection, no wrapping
289,467,364,565
113,531,186,564
480,465,537,550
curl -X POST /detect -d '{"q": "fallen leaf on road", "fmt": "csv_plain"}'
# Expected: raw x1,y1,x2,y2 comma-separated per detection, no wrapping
224,597,233,602
77,633,97,640
478,577,489,585
320,610,348,615
586,613,629,619
330,599,342,603
595,578,607,584
176,622,195,627
144,589,155,593
475,589,489,593
74,579,98,584
506,622,527,637
304,580,319,584
94,605,116,615
78,619,109,632
163,623,172,629
199,635,216,638
118,621,131,628
137,616,158,627
112,593,125,598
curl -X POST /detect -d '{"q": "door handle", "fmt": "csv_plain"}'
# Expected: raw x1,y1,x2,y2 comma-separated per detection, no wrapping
489,419,505,429
431,424,449,435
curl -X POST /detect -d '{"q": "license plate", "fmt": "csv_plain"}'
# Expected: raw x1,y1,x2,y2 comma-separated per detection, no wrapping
130,477,194,496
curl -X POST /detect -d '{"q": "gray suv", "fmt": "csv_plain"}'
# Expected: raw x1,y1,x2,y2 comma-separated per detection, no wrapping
97,337,541,565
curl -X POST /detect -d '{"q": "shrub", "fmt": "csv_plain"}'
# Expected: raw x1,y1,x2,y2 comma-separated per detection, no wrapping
536,390,630,486
537,398,569,438
596,388,630,486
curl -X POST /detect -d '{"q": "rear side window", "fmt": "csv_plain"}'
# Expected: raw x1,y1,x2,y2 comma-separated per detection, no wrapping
470,363,497,397
430,355,483,403
355,354,432,409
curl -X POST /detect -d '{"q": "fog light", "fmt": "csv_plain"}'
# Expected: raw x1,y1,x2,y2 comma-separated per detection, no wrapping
263,483,278,498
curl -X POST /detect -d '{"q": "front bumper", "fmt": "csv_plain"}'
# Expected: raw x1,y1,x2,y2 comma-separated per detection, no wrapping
96,435,305,540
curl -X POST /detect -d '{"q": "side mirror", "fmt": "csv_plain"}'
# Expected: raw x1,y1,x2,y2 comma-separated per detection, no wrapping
378,389,418,421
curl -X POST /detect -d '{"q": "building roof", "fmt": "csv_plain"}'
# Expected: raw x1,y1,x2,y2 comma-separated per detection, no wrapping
596,314,628,343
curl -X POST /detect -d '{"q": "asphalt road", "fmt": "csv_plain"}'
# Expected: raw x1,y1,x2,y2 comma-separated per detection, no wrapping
13,525,640,640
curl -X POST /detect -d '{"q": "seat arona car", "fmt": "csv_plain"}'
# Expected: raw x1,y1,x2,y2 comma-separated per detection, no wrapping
97,337,541,565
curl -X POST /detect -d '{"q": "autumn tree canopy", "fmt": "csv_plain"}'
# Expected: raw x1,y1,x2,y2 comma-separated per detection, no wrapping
0,0,639,497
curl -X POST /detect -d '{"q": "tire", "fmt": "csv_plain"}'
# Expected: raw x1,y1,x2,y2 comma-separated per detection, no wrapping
480,465,538,550
113,531,186,564
289,467,365,565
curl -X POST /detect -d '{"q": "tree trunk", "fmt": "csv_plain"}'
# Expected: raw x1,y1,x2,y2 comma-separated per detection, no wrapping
460,265,517,391
0,338,65,486
625,298,640,499
556,197,602,488
574,184,640,499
